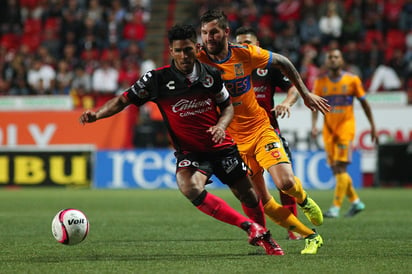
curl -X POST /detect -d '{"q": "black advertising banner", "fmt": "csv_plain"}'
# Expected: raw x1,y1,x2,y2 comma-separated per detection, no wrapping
0,147,93,187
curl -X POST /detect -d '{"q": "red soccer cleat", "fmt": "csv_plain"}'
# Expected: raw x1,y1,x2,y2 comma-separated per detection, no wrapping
287,230,303,240
247,223,284,256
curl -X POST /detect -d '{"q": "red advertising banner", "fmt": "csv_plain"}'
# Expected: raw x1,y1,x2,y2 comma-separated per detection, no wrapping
0,107,137,149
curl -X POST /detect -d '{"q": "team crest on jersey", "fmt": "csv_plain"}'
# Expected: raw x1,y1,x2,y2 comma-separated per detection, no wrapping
136,88,149,98
256,69,268,77
202,74,214,88
234,63,244,77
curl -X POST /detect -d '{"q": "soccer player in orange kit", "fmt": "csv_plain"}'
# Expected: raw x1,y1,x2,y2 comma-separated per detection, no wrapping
198,9,330,254
235,26,302,240
312,48,379,218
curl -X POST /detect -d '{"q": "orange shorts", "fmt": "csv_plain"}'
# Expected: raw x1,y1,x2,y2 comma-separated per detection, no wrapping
236,127,291,177
323,134,353,165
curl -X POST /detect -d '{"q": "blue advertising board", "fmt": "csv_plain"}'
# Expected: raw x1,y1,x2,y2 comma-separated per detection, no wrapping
94,149,361,189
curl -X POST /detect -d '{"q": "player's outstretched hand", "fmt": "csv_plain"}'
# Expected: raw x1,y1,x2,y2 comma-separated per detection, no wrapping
273,103,291,119
207,125,226,144
79,110,97,125
303,93,330,114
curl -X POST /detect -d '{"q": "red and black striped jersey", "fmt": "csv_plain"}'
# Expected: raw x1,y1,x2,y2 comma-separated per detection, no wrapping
123,60,235,153
252,68,292,130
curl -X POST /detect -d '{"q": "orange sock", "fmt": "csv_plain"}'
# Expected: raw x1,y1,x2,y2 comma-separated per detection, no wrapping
282,176,306,204
263,197,314,238
333,173,348,207
344,172,359,203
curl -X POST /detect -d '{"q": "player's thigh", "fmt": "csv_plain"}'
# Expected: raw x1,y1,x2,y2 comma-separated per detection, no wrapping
255,129,291,171
333,140,353,163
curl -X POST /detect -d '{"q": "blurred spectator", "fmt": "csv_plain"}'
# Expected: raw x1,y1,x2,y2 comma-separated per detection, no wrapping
256,26,276,52
341,13,363,42
27,58,56,95
61,43,81,70
300,0,319,20
55,60,74,95
92,59,118,106
104,11,124,49
70,64,93,109
121,6,147,51
0,0,23,35
140,54,156,75
122,41,142,66
41,28,61,59
368,63,402,93
118,59,140,87
257,4,276,31
319,2,342,46
6,52,31,95
399,0,412,31
273,21,300,65
404,32,412,89
388,48,407,85
362,0,384,32
343,41,363,77
71,64,92,93
345,0,363,20
319,0,345,18
362,39,385,83
85,0,104,24
299,15,321,46
276,0,300,25
300,44,320,91
383,0,404,31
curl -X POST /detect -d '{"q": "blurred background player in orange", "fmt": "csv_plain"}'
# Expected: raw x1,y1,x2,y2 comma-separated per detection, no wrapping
311,48,379,218
235,26,302,240
198,9,330,254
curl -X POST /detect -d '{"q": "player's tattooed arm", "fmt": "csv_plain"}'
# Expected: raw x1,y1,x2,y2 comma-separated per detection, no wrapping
270,53,330,114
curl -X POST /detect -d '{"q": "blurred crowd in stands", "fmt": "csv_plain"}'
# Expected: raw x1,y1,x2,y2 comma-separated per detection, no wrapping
0,0,411,147
0,0,153,108
190,0,412,93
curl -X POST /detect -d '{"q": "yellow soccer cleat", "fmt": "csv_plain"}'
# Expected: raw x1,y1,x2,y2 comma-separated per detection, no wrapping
301,232,323,255
301,196,324,226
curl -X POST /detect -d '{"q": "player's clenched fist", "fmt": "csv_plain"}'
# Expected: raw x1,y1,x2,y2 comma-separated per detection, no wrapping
79,110,97,125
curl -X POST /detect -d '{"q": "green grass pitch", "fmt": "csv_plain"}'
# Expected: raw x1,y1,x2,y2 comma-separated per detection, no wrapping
0,187,411,274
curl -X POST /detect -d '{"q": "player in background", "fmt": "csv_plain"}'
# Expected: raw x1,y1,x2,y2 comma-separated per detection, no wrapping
198,9,330,254
235,26,301,240
312,48,379,218
79,24,283,256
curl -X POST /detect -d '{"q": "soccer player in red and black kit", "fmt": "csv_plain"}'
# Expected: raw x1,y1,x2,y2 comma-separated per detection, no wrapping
79,24,283,255
235,26,302,240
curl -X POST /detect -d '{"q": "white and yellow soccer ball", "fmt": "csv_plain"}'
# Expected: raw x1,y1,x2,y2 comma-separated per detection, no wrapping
51,209,89,245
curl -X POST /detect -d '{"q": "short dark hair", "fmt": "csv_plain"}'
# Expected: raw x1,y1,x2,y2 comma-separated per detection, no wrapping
234,26,257,37
199,9,228,29
168,24,197,44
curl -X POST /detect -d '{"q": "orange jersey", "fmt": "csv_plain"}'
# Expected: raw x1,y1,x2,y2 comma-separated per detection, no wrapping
198,44,273,143
313,71,366,141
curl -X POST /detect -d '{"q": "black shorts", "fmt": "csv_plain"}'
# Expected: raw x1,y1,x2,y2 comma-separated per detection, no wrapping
175,145,248,186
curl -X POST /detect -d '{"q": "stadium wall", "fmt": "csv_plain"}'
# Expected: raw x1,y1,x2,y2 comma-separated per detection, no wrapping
1,93,411,188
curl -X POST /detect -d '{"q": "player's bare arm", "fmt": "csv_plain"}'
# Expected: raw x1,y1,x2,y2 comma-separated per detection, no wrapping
79,95,130,125
273,86,299,119
207,99,234,144
270,53,330,114
311,110,320,139
359,99,379,145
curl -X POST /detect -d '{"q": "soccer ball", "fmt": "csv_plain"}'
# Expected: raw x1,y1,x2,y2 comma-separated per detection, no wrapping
51,208,89,245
